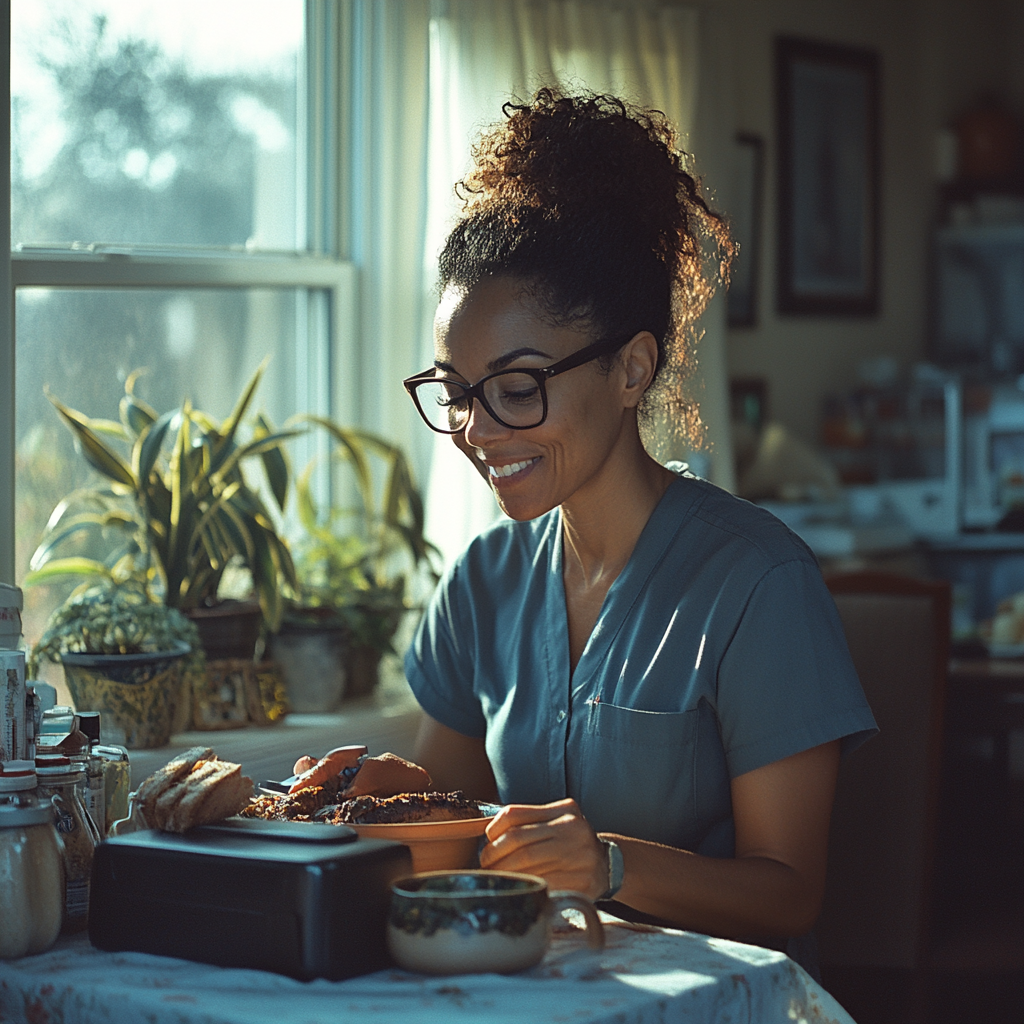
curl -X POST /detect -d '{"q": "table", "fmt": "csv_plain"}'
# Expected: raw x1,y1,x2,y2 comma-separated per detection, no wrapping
0,918,856,1024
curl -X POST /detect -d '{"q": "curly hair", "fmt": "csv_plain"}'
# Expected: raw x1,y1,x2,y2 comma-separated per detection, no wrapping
438,88,733,446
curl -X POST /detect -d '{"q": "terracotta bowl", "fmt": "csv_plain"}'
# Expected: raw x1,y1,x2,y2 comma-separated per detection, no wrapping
349,814,494,873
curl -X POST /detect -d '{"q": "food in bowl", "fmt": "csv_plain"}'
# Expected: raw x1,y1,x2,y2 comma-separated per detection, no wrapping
318,791,482,824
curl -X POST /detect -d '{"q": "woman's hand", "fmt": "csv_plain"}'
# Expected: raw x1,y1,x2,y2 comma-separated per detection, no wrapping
480,798,607,898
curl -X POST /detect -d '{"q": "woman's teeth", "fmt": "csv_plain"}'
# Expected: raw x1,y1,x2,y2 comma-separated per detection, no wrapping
488,458,537,479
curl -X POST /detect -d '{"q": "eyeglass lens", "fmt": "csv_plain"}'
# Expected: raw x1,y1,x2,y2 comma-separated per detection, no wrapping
415,371,545,432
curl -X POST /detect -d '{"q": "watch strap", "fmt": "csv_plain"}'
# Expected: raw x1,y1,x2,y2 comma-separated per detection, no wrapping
598,838,624,901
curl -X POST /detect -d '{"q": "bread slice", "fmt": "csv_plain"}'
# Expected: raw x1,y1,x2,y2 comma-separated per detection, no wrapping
162,760,252,833
135,746,214,826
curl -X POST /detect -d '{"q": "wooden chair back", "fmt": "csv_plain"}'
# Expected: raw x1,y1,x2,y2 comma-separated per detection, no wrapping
818,571,950,974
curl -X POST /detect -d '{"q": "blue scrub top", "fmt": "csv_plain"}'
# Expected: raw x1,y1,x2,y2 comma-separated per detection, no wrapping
406,471,877,860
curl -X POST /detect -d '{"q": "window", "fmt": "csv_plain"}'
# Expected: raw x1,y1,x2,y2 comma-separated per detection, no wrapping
5,0,353,648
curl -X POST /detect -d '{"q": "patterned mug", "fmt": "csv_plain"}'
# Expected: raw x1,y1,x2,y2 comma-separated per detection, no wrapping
387,869,604,975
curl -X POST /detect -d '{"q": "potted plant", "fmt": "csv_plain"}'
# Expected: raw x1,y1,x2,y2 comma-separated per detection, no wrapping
28,578,198,749
26,361,298,658
271,420,440,707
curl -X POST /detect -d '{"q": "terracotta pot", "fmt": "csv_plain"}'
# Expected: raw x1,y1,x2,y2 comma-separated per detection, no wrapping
185,600,262,662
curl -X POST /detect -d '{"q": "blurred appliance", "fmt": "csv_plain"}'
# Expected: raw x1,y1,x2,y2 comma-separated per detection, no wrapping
931,223,1024,374
962,381,1024,529
823,374,961,539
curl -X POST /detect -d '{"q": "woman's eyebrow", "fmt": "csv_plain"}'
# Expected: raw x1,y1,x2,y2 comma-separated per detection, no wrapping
487,347,552,371
434,347,553,376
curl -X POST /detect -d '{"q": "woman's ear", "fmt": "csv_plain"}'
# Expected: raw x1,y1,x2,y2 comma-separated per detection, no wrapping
620,331,659,408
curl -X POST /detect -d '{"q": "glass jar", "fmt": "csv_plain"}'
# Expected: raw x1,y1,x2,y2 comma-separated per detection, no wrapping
35,756,99,934
0,762,64,958
94,744,130,834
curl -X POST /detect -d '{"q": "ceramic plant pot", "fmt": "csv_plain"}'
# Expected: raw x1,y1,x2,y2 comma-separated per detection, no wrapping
185,600,262,662
60,642,191,749
267,620,347,712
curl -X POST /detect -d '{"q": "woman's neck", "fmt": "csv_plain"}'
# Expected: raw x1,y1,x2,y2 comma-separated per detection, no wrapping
560,441,676,592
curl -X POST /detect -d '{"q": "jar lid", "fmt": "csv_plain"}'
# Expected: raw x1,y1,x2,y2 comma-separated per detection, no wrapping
35,765,85,782
0,802,52,828
0,761,36,791
35,753,69,765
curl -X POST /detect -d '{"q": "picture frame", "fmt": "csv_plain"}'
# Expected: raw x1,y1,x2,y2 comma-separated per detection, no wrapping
727,133,765,328
775,37,880,316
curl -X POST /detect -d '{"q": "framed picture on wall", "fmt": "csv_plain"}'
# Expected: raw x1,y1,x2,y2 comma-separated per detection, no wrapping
775,37,880,316
727,133,765,328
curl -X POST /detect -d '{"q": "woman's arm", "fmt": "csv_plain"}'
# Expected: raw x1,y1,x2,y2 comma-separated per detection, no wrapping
480,739,841,939
413,711,499,802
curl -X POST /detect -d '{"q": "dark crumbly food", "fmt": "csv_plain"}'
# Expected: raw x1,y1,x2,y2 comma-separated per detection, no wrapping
239,786,329,822
319,791,482,825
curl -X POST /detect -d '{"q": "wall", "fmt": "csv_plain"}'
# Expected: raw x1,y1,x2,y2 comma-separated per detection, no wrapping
675,0,1018,448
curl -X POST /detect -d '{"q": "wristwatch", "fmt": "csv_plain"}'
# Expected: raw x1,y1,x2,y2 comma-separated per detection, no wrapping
597,838,624,901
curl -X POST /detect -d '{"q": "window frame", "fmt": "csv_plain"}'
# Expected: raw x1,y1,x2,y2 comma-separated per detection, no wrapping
0,0,355,585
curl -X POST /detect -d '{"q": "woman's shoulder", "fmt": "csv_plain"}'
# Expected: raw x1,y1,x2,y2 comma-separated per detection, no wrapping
664,470,819,573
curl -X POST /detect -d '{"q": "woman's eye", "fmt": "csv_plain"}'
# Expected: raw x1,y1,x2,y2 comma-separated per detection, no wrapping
500,384,540,404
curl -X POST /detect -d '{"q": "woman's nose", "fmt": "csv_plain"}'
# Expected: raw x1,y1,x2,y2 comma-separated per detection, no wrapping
463,396,511,447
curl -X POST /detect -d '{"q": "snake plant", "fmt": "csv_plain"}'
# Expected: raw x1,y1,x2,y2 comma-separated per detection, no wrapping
285,418,440,653
25,360,298,631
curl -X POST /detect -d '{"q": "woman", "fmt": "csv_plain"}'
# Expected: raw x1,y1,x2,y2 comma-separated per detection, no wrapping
303,90,875,975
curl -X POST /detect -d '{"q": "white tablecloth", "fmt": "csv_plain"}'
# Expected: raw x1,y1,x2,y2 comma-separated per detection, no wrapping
0,917,855,1024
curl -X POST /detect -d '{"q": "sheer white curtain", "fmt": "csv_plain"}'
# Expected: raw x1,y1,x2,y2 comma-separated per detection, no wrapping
349,1,731,568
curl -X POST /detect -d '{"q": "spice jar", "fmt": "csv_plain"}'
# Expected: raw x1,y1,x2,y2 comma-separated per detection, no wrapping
72,712,106,838
0,761,64,958
35,754,99,934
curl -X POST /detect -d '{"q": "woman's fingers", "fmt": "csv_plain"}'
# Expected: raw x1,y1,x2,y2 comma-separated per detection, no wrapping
480,798,607,897
288,745,368,793
485,797,578,842
292,755,318,775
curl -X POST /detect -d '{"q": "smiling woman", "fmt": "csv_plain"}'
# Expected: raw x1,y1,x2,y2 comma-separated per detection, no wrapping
389,89,879,982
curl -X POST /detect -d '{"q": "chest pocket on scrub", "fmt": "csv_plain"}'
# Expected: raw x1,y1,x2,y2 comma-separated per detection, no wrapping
575,702,699,847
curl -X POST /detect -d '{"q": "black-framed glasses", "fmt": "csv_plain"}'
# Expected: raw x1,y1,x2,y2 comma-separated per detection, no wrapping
403,336,629,434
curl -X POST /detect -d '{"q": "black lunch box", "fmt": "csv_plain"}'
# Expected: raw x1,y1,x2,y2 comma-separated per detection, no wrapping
88,819,413,980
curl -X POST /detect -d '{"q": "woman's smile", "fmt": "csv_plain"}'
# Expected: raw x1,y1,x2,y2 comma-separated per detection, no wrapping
485,456,540,480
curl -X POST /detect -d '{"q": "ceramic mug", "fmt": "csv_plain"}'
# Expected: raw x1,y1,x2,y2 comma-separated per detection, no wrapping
387,870,604,975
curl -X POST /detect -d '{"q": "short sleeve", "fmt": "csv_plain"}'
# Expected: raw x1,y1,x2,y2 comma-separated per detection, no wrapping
716,558,877,779
404,561,488,739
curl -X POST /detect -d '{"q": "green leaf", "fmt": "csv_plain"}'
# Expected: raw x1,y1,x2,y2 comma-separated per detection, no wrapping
23,557,113,587
120,394,156,437
135,409,176,483
217,357,269,453
29,510,136,571
255,412,290,511
47,393,136,488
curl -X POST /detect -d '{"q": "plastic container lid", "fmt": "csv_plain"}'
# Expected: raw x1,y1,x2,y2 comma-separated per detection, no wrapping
35,754,70,768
